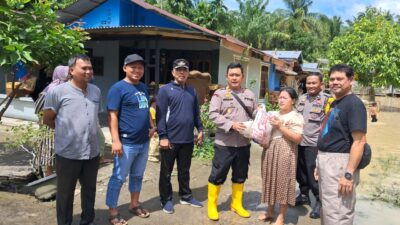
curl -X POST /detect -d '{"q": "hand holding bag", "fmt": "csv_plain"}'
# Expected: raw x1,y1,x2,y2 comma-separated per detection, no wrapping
231,92,253,138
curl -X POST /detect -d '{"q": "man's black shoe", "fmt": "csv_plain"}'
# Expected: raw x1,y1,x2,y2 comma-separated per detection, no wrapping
309,200,321,219
295,194,310,206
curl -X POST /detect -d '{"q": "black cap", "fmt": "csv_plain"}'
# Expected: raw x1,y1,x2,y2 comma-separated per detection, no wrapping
124,54,144,66
173,59,189,69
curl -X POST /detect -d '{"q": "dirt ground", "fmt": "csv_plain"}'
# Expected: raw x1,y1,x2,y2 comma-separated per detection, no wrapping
0,96,399,225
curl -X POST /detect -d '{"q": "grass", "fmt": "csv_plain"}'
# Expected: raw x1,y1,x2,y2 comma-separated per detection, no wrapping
368,154,400,207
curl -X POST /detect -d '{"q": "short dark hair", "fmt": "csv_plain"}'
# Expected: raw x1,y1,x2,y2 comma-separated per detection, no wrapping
306,73,323,82
226,62,244,75
150,96,156,104
280,87,298,100
329,64,354,78
68,54,91,68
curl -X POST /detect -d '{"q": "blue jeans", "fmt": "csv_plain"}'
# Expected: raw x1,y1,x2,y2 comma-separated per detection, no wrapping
106,142,149,208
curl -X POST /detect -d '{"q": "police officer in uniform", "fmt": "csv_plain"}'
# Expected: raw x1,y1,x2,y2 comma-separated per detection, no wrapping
207,62,257,221
295,73,333,219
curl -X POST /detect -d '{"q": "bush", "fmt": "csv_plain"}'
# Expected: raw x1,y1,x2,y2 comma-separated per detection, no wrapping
264,92,279,111
193,137,214,160
5,122,51,176
200,101,216,131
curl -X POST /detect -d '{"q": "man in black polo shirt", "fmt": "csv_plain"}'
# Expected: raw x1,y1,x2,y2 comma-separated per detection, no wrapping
316,64,367,225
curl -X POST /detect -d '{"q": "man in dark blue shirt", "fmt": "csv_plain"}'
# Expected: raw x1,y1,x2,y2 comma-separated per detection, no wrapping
156,58,204,214
105,54,156,224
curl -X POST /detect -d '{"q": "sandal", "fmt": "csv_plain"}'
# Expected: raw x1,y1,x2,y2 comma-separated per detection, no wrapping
129,205,150,218
109,214,128,225
257,213,274,221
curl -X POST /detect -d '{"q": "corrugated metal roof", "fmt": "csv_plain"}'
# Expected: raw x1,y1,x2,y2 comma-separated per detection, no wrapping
302,63,319,69
301,63,321,74
84,25,155,30
57,0,292,65
263,50,302,60
58,0,106,23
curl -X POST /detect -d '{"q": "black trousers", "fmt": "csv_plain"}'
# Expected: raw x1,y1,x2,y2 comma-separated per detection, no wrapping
296,146,319,199
56,154,99,225
208,144,250,185
159,143,194,205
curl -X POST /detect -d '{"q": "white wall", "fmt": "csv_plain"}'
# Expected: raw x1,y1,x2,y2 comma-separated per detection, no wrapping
246,57,262,99
85,40,119,111
218,46,263,100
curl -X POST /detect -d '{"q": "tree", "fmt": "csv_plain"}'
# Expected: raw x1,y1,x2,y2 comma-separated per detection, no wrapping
0,0,89,120
328,14,400,88
190,0,229,32
271,0,335,60
228,0,289,49
279,0,320,33
148,0,194,19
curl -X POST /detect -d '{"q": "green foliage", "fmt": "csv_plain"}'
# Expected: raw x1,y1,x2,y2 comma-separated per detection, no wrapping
328,9,400,87
264,92,279,111
0,0,89,68
5,122,49,151
5,121,52,174
195,101,216,160
200,102,216,131
193,137,214,160
144,0,342,60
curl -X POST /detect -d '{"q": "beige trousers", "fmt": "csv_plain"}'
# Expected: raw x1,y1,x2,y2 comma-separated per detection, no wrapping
148,134,159,158
317,151,360,225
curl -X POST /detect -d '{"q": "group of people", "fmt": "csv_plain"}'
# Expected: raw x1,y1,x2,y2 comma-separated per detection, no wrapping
40,53,367,225
208,63,367,225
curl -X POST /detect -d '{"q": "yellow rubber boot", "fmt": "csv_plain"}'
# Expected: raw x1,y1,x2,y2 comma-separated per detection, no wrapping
231,183,250,218
208,183,221,220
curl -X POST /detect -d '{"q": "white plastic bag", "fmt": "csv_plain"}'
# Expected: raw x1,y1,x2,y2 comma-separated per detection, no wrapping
240,120,254,138
251,105,273,146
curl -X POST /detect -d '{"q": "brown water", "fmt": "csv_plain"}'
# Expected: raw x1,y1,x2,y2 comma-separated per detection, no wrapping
359,97,400,197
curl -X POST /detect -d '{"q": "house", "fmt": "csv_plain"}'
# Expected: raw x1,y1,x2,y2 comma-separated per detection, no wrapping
263,50,324,97
58,0,293,104
0,0,295,121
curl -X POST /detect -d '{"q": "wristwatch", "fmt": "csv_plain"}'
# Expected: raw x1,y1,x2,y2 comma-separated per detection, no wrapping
344,172,353,181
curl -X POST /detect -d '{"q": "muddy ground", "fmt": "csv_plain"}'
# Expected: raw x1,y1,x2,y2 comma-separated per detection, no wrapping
0,96,399,225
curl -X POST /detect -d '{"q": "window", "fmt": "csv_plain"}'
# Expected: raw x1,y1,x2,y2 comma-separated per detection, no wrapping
259,66,269,99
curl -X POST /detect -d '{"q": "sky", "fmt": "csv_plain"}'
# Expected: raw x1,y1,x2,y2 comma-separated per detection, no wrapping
225,0,400,21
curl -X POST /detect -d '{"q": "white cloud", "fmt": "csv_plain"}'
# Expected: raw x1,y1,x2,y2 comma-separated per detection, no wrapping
224,0,398,21
225,0,238,10
344,3,369,20
372,0,400,16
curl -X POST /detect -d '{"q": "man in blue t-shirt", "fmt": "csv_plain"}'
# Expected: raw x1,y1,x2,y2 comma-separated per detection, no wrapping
316,64,367,225
105,54,156,224
156,58,204,214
